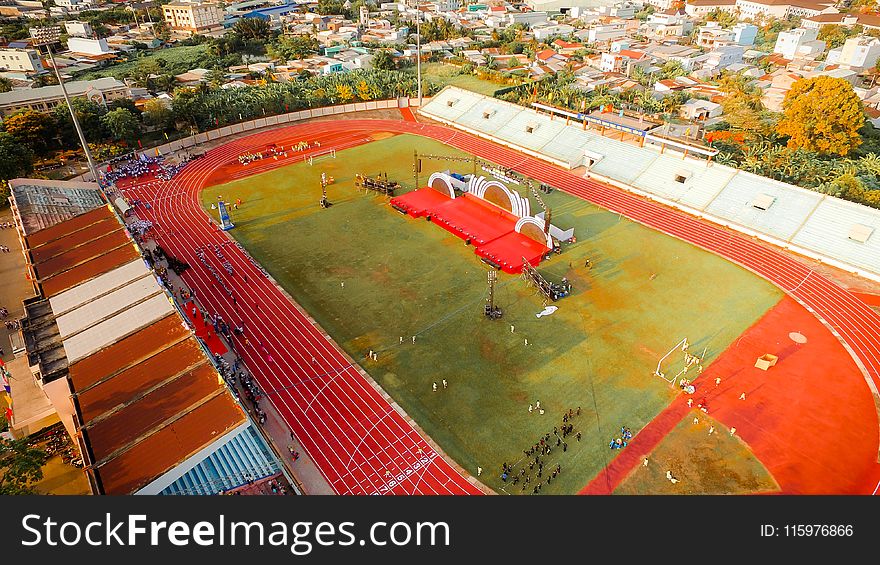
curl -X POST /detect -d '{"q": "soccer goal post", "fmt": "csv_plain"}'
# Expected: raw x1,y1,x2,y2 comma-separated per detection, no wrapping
308,149,336,165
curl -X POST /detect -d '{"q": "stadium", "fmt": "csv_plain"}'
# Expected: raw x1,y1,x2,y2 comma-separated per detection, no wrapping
64,88,880,495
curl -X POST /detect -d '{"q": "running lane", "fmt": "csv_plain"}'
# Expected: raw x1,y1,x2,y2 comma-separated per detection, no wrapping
126,118,880,495
123,127,482,495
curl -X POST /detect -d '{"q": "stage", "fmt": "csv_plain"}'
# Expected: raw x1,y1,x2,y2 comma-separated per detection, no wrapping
390,188,549,273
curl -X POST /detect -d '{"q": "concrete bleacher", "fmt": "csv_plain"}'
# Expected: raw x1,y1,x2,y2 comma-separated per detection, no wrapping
160,425,281,496
632,152,736,210
419,86,880,281
791,198,880,276
705,173,825,242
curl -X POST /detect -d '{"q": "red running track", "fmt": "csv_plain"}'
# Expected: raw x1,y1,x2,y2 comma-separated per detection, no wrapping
122,127,482,495
124,118,880,495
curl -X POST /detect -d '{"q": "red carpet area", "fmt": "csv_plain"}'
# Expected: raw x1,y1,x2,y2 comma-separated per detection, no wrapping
391,189,548,273
183,301,228,356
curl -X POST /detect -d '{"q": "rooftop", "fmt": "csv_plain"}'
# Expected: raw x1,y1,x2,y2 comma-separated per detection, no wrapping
0,77,126,106
10,185,248,494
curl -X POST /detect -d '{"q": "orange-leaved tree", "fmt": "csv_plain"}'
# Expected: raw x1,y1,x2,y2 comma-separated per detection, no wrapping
776,76,865,156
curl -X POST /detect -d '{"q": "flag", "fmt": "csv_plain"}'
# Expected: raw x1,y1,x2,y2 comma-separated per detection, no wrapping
137,139,143,148
156,148,162,157
164,132,169,140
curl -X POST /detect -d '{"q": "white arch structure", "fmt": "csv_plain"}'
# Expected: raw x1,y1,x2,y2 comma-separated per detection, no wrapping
427,172,456,198
467,176,531,218
514,217,553,248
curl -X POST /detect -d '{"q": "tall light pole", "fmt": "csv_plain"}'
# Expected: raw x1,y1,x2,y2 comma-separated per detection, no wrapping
30,26,99,183
417,13,422,106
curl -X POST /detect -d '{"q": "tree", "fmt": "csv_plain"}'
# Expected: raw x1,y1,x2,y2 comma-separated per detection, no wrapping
101,108,142,145
0,437,46,495
142,98,172,129
2,109,56,155
206,67,228,88
0,77,12,93
777,76,865,156
233,17,272,42
817,24,860,50
0,180,9,211
0,132,35,180
268,35,319,61
53,98,107,148
718,74,776,139
372,49,396,71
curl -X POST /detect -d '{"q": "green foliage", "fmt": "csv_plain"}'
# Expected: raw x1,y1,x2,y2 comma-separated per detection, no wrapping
2,109,56,155
0,180,9,210
101,108,142,145
0,437,46,495
371,49,396,71
707,8,738,28
171,69,426,131
233,17,273,42
76,45,214,83
817,24,862,50
268,35,319,61
0,132,35,181
0,77,12,93
53,98,107,147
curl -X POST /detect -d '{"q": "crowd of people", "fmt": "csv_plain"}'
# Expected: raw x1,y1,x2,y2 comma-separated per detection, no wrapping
104,152,200,184
104,155,163,184
237,140,321,166
195,245,236,300
0,221,15,229
497,407,584,494
609,426,634,449
128,218,154,239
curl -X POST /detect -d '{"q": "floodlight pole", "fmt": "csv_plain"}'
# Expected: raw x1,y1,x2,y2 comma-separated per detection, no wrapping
415,12,422,107
32,27,100,183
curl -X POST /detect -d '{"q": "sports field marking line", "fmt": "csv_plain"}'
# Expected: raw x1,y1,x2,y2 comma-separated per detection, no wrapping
788,270,812,294
165,120,880,494
873,479,880,495
138,144,418,494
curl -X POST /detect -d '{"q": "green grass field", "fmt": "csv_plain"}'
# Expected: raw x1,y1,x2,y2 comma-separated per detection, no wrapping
614,413,778,495
405,63,505,96
202,133,783,494
76,45,212,81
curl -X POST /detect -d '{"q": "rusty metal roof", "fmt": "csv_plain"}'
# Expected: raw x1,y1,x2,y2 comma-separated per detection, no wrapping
89,394,246,495
13,182,248,495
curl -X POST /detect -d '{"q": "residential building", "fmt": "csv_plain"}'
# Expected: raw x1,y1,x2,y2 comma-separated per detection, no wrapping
66,37,115,56
63,20,94,38
680,98,722,120
0,77,129,117
600,48,650,73
596,3,638,19
696,22,736,49
587,22,627,44
703,44,744,72
835,36,880,71
507,11,549,27
53,0,97,11
684,0,737,18
163,1,225,32
0,48,44,73
645,12,695,38
732,23,758,46
773,27,825,60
